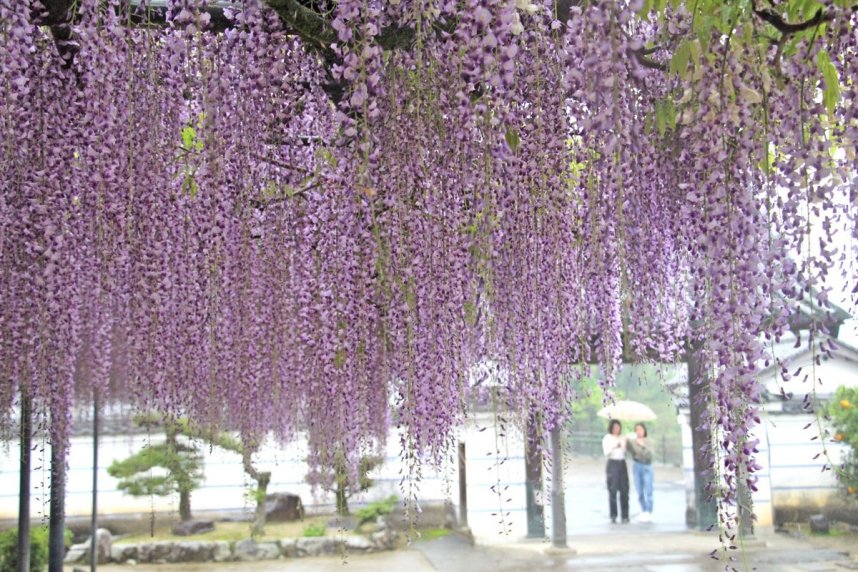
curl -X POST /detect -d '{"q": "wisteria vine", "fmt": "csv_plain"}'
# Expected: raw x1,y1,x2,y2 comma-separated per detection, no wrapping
1,0,856,544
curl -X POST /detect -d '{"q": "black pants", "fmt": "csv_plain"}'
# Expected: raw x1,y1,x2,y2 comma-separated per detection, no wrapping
606,459,629,521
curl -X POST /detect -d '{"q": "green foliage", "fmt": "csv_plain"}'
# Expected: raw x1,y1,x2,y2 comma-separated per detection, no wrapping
302,523,327,537
417,527,451,541
108,441,203,497
108,417,204,514
828,386,858,497
816,50,841,117
504,128,521,153
174,417,244,453
637,0,839,136
354,494,398,527
569,373,624,430
244,486,268,505
177,114,206,199
307,453,384,516
654,98,677,136
567,365,682,465
0,527,70,572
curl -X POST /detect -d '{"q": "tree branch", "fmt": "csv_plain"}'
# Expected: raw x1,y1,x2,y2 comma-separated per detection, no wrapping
752,7,832,36
264,0,337,52
629,47,667,71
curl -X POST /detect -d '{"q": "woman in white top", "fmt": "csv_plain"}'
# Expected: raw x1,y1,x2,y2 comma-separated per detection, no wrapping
602,419,630,523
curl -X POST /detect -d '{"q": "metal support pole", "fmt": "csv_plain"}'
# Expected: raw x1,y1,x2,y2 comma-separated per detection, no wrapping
48,438,67,572
17,390,31,572
524,418,545,538
550,427,567,549
91,394,99,571
457,441,468,529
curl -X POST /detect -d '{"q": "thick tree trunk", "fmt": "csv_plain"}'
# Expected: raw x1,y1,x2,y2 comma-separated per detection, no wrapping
48,439,67,572
17,390,31,572
251,472,271,538
687,348,718,531
179,489,192,522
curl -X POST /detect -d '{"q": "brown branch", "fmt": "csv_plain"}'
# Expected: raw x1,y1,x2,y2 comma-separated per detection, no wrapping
629,48,667,71
251,153,311,175
752,7,832,36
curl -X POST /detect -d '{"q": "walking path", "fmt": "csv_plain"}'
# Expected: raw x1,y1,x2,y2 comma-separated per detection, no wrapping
67,527,858,572
64,457,858,571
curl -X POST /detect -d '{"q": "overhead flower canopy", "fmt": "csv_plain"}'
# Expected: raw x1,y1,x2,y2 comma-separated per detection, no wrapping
1,0,855,528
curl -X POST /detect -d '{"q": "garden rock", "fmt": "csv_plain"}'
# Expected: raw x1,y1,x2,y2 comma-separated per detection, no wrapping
345,535,374,552
138,541,176,563
234,539,281,561
93,528,113,564
296,536,340,557
265,492,304,522
172,519,215,536
172,541,214,562
280,538,298,557
64,529,112,565
63,543,89,564
809,514,830,534
212,541,232,562
110,544,138,564
371,528,397,550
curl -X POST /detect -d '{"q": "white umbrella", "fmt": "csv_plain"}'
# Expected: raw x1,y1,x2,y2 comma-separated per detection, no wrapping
597,400,657,421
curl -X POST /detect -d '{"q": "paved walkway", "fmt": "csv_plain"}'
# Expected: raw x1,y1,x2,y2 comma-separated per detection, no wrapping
67,528,858,572
64,457,857,572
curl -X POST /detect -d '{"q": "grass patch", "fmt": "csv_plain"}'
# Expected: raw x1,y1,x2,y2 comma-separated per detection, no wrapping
114,516,341,544
812,529,848,537
416,528,451,541
302,523,327,537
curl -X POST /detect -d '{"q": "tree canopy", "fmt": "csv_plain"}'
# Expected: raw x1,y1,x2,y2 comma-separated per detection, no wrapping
1,0,855,534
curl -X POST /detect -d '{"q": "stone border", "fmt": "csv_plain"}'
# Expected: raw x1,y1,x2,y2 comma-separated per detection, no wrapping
66,527,397,565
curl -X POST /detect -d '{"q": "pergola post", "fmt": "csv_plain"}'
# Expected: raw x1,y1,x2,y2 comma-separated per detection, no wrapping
524,417,545,538
686,348,718,531
91,393,100,571
48,438,67,572
457,441,468,529
17,390,32,572
549,426,567,549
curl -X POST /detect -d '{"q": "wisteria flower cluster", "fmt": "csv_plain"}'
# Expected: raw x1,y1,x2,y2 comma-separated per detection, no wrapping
1,0,855,539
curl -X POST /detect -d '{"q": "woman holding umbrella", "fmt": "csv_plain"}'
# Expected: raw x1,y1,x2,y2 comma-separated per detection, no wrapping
598,400,657,525
602,419,629,524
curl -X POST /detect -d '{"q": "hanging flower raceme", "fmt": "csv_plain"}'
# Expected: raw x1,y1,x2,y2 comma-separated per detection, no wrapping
1,0,856,541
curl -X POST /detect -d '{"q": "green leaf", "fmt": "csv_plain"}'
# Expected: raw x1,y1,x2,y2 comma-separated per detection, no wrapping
404,276,417,310
817,50,841,117
334,348,347,369
654,99,677,137
181,126,196,150
183,175,198,199
669,40,693,80
315,147,338,167
464,300,477,327
505,128,521,153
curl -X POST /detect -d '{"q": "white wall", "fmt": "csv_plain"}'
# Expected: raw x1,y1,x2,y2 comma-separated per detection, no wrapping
679,348,858,528
0,411,532,541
